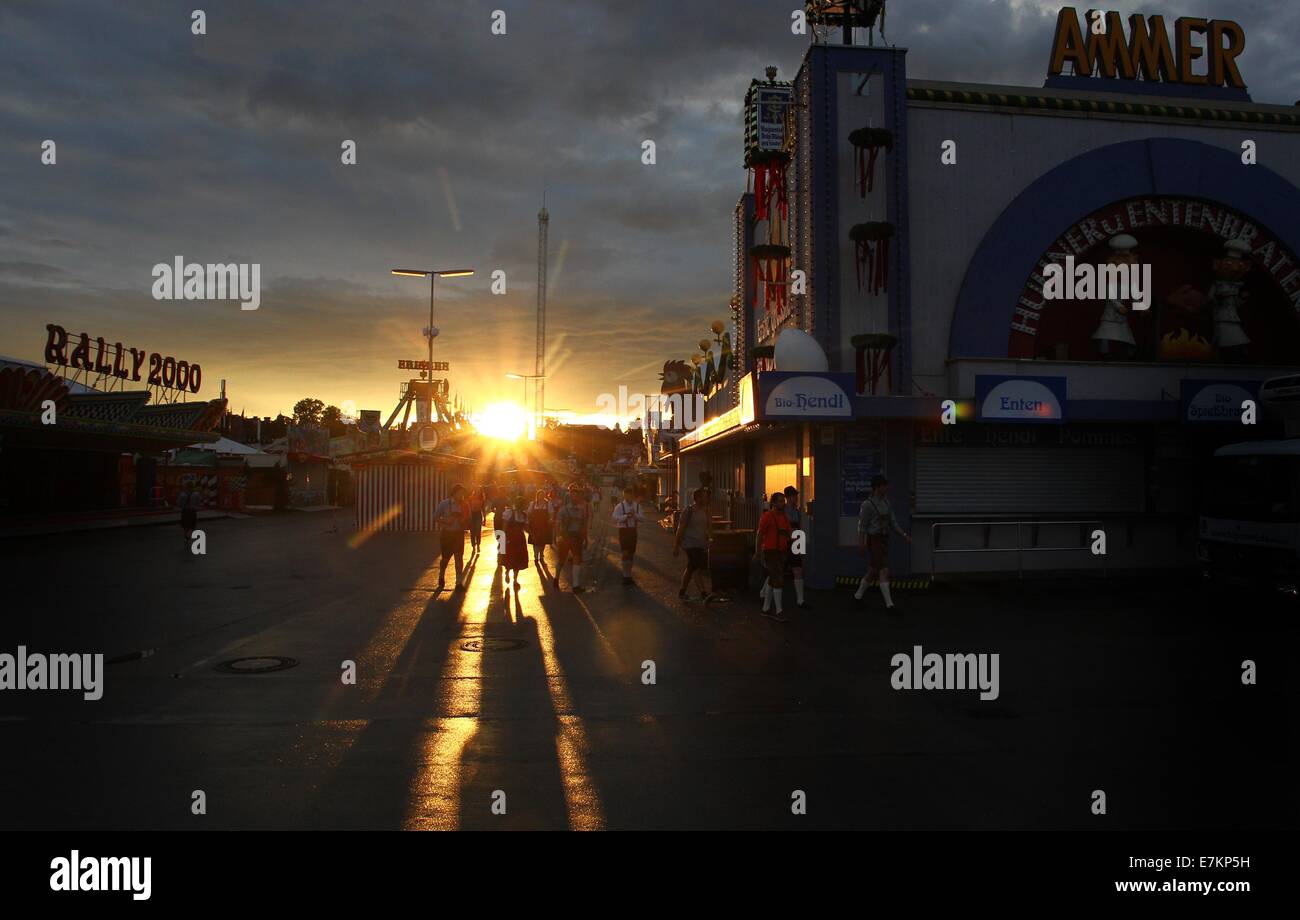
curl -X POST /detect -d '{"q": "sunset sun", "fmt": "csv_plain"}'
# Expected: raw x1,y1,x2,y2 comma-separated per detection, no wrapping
474,401,528,441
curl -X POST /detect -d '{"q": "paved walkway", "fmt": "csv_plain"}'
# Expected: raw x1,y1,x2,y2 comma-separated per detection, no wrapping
3,509,1293,830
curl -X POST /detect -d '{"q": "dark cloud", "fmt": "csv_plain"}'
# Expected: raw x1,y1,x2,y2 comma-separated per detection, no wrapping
1,0,1296,416
0,261,66,280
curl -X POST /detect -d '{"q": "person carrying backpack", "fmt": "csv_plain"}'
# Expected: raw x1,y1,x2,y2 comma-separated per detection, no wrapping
673,487,717,604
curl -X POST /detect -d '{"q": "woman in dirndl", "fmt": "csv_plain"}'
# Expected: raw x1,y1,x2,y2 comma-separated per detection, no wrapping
502,496,531,591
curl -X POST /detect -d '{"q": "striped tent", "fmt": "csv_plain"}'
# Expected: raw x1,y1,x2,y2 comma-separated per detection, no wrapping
345,449,476,533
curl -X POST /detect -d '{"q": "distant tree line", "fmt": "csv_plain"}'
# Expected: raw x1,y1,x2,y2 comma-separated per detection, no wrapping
222,397,353,444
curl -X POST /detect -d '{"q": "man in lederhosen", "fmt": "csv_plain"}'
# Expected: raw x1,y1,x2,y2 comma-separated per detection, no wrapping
612,484,646,586
854,474,911,610
434,484,469,592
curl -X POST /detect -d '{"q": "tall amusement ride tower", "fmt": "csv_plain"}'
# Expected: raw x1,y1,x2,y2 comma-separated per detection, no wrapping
534,200,549,432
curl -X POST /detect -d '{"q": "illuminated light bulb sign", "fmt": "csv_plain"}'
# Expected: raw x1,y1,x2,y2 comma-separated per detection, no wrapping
43,323,202,393
1047,7,1247,91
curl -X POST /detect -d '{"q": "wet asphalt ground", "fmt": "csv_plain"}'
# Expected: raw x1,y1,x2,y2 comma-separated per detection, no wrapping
2,506,1296,830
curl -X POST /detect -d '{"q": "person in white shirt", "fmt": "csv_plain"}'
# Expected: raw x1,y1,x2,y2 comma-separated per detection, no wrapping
854,474,911,609
611,485,646,586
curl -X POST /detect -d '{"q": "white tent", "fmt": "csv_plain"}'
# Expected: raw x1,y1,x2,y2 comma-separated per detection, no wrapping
184,436,263,455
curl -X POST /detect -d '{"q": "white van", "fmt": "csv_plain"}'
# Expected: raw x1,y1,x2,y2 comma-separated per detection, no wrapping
1198,439,1300,595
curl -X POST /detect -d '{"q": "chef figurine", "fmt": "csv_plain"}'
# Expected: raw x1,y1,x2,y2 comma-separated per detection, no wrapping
1091,233,1139,360
1209,237,1253,363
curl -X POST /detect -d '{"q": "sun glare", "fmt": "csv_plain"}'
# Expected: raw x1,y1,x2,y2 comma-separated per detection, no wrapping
475,401,528,441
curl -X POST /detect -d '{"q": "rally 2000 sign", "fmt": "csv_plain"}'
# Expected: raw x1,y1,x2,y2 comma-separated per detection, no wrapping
43,323,203,394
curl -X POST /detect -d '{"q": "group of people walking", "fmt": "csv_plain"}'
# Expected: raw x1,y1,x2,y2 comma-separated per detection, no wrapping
431,479,645,594
428,473,911,615
668,483,813,619
672,475,910,621
753,486,807,622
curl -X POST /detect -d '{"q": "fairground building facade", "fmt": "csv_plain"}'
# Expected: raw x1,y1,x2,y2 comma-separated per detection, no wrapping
677,5,1300,587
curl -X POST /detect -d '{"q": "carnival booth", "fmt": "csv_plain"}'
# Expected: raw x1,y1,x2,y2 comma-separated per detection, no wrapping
693,5,1300,585
343,448,476,532
0,349,225,516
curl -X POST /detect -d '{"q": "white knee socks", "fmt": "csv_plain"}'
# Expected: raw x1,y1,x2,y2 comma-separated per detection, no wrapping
772,588,783,613
879,579,893,607
854,575,870,600
794,578,805,604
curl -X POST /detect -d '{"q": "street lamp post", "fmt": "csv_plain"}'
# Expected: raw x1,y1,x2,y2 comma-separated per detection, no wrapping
391,267,473,417
506,372,547,440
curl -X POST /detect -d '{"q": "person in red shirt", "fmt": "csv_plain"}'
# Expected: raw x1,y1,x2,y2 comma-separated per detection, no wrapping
754,491,793,622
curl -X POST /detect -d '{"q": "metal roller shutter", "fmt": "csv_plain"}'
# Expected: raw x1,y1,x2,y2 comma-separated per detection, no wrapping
915,446,1144,514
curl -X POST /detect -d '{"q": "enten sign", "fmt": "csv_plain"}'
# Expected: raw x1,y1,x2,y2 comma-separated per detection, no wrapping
1048,8,1246,89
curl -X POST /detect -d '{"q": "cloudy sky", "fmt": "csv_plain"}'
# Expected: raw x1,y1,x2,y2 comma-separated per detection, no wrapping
2,0,1297,420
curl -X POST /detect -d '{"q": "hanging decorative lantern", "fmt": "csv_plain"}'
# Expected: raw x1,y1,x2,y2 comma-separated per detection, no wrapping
849,222,893,295
747,149,791,223
750,242,792,314
851,332,898,395
847,127,893,197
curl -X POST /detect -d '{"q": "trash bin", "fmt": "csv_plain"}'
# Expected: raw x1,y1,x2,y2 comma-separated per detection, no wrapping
709,529,750,590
